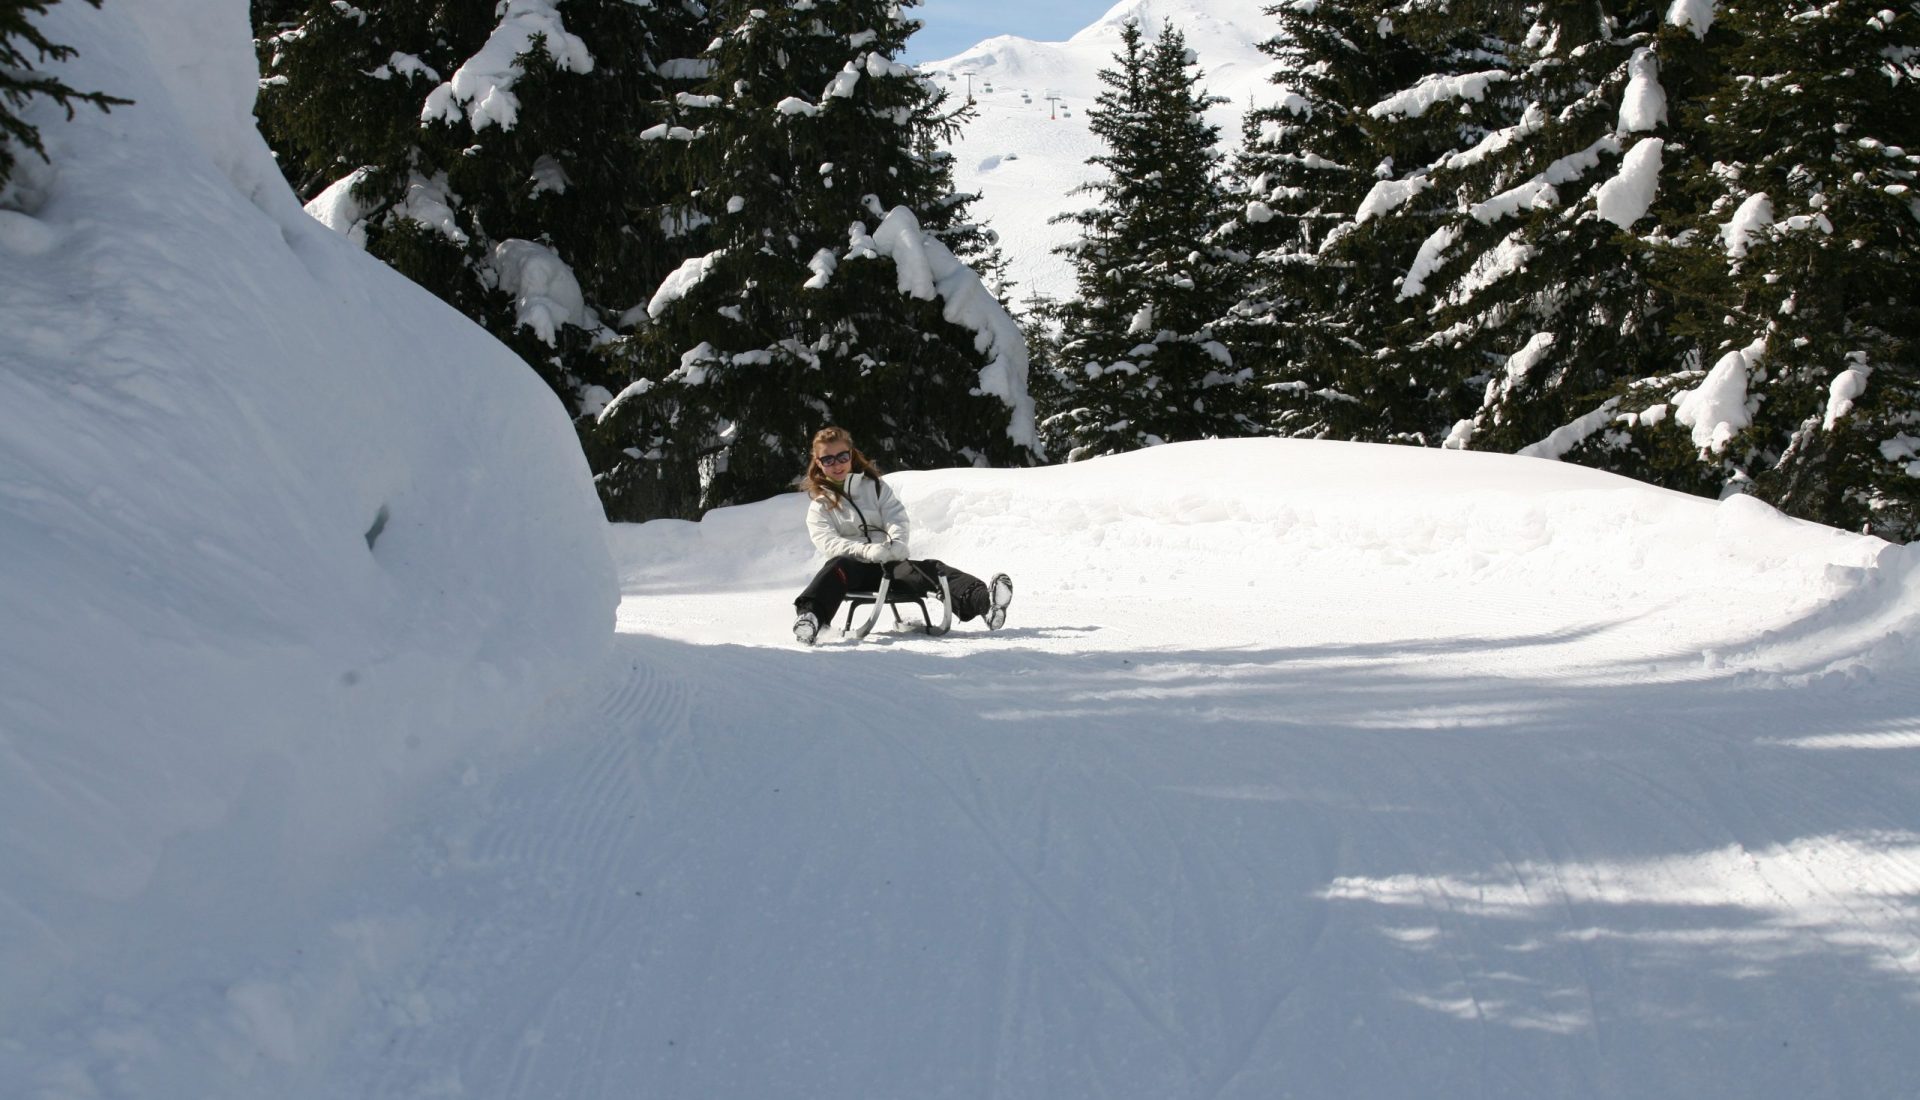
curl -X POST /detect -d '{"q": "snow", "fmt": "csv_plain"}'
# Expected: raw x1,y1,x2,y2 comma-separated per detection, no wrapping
1398,223,1458,298
1444,102,1547,171
421,0,594,132
1471,136,1622,224
1722,191,1776,258
1593,136,1664,228
1675,337,1767,451
1668,0,1718,38
1518,396,1620,459
1503,331,1559,390
2,0,613,1089
863,206,1039,450
1826,356,1871,429
393,170,467,243
487,238,590,346
803,245,838,289
1452,229,1535,300
1368,70,1511,119
302,166,372,245
1617,47,1668,134
9,3,1920,1098
1472,178,1559,223
1354,174,1431,224
646,248,724,318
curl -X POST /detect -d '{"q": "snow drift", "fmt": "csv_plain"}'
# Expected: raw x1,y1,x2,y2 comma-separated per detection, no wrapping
0,0,615,1074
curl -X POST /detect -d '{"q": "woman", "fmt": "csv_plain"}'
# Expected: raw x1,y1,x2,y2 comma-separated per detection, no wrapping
792,426,1012,645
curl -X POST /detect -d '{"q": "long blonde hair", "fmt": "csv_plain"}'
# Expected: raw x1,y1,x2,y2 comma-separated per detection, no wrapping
800,425,883,507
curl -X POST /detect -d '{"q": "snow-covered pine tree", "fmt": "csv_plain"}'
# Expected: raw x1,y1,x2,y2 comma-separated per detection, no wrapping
1219,0,1429,441
1245,0,1526,444
1392,1,1692,460
255,0,713,460
1643,0,1920,538
1040,19,1245,461
2,0,128,195
595,0,1037,519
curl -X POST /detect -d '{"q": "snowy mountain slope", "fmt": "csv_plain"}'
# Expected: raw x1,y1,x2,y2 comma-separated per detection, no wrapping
922,0,1280,300
0,0,615,1079
53,438,1911,1099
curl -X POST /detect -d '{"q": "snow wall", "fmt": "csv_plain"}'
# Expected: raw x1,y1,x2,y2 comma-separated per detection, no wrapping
0,0,616,1025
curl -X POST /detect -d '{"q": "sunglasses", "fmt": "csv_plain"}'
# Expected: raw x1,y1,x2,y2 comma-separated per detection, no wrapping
816,450,853,467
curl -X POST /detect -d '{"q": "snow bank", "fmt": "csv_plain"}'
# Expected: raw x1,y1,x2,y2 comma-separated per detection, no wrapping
620,436,1899,679
1,0,614,1086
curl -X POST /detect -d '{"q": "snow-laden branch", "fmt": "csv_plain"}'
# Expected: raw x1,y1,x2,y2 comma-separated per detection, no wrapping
851,207,1038,450
1369,71,1510,119
421,0,594,132
1675,338,1766,452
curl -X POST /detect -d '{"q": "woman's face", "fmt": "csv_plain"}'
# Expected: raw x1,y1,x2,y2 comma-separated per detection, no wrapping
814,440,854,475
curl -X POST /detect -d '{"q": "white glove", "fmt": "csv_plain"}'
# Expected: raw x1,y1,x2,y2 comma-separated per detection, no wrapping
880,540,908,562
857,542,889,563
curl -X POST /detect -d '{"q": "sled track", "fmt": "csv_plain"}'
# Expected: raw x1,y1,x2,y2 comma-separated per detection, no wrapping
356,656,696,1100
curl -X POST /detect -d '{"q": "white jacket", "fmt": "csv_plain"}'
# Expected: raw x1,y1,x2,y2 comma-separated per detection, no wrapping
807,471,910,562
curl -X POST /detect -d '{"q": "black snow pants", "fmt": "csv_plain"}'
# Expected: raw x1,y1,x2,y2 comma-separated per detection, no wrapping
795,555,991,626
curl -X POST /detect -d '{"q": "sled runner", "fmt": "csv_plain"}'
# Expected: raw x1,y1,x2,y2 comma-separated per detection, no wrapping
841,569,953,640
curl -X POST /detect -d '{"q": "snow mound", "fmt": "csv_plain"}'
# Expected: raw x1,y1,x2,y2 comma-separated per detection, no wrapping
619,437,1906,682
0,0,615,1078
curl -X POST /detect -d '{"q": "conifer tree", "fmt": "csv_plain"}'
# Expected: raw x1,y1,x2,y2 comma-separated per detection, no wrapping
1227,0,1529,444
1220,0,1429,441
1645,0,1920,537
255,0,712,450
595,0,1037,519
1041,19,1245,461
1453,1,1920,537
1315,1,1554,445
2,0,129,195
1397,1,1690,457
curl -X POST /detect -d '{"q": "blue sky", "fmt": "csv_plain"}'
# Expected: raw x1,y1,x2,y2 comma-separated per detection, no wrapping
902,0,1118,62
